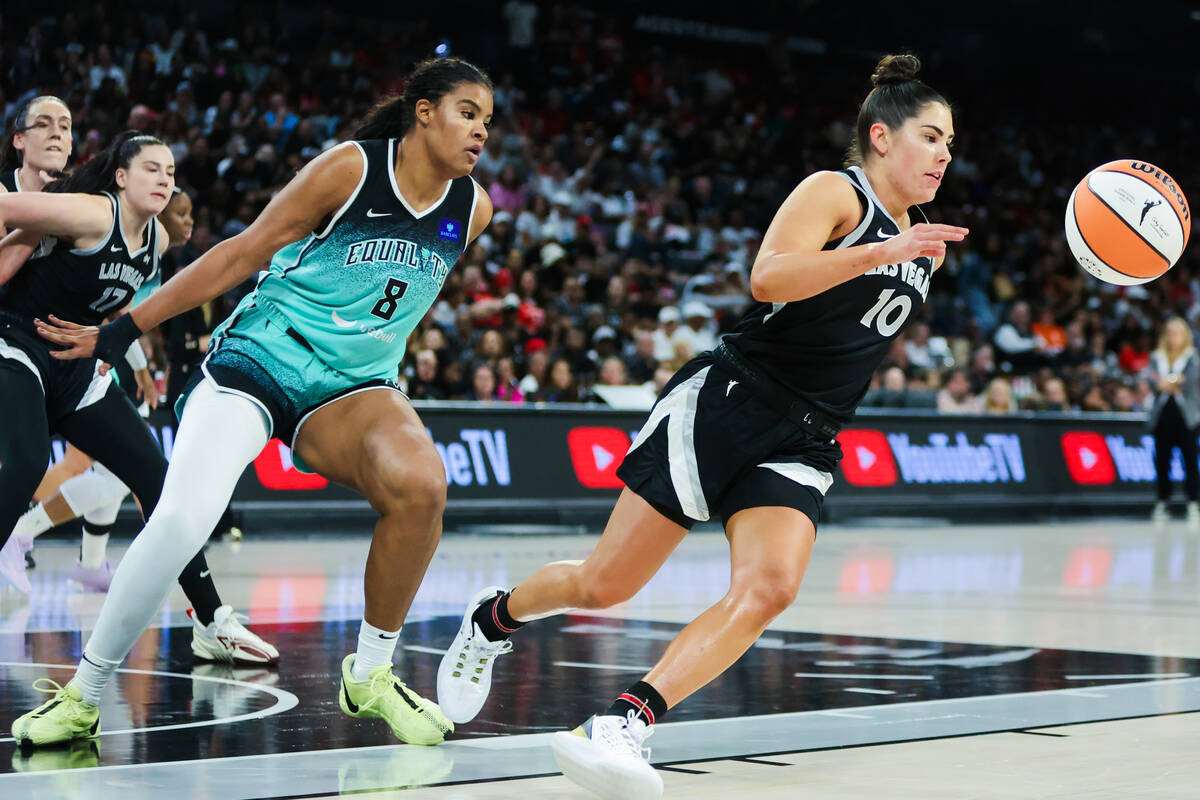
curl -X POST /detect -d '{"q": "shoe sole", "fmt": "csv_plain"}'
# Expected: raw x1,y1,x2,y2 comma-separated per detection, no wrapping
192,639,279,665
551,731,663,800
338,680,450,746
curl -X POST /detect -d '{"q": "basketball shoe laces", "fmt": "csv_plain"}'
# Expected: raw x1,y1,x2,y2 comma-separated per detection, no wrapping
600,711,654,762
356,666,421,715
29,679,91,721
451,632,513,684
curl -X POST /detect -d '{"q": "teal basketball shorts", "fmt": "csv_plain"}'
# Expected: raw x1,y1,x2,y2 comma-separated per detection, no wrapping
177,301,401,473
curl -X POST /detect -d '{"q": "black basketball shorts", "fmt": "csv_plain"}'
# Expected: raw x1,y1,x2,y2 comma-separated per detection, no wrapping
0,317,115,427
616,353,843,530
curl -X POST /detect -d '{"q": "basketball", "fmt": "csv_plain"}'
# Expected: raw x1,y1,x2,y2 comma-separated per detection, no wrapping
1065,159,1191,285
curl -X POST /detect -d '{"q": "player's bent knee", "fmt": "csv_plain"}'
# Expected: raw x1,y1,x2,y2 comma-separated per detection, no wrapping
732,580,800,622
362,458,447,523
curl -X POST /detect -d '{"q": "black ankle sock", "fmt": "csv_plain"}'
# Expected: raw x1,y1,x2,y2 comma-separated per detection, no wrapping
178,550,221,626
471,590,524,641
606,680,668,726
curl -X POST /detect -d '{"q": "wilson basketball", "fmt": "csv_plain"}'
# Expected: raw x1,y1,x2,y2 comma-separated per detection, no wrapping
1064,159,1190,285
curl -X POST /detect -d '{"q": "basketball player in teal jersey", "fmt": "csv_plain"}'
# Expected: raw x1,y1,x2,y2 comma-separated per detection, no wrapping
17,56,495,746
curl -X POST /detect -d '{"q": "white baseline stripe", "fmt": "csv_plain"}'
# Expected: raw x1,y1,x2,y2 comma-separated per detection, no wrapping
8,677,1200,781
552,661,654,672
404,644,448,656
1066,672,1190,680
0,661,297,743
844,688,895,695
795,672,934,681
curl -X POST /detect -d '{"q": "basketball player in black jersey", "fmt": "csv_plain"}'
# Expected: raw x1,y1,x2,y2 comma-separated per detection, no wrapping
0,131,276,662
436,54,968,800
0,95,71,200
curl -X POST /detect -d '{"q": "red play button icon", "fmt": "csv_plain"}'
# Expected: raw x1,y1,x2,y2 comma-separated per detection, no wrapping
1060,431,1116,485
567,427,631,489
836,429,898,487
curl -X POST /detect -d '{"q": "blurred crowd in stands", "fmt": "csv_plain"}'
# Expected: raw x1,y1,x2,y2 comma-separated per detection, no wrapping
3,1,1197,413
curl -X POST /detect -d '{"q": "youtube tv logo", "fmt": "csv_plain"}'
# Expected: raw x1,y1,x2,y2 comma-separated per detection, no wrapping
1060,432,1116,485
567,427,630,489
253,439,329,491
837,429,898,487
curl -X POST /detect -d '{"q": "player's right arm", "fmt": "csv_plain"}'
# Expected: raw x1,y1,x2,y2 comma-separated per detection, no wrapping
35,142,364,364
749,171,967,303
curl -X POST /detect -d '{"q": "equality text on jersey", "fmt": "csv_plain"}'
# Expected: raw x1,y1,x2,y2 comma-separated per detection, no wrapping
98,261,148,291
862,260,930,301
344,237,450,285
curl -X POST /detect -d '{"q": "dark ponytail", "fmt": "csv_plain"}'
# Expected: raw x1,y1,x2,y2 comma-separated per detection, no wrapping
45,130,166,195
355,56,493,140
1,95,70,173
845,54,950,167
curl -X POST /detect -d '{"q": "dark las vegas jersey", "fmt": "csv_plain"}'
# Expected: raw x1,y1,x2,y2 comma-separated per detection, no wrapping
0,192,160,327
0,169,21,193
722,165,934,423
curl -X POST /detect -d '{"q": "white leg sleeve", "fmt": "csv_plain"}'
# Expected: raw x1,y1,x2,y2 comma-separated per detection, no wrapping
82,379,270,665
58,462,130,526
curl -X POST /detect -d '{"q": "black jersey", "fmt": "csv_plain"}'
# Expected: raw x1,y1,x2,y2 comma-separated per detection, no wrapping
0,169,20,193
722,166,934,423
0,192,160,327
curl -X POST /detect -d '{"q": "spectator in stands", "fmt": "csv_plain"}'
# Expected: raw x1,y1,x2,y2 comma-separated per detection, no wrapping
937,369,981,414
408,349,446,401
469,363,499,402
495,357,525,403
1037,377,1071,412
625,330,659,385
538,359,579,403
1147,317,1200,524
983,377,1017,414
678,301,717,355
993,301,1042,371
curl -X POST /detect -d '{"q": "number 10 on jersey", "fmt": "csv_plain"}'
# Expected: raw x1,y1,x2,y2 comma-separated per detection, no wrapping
860,288,912,337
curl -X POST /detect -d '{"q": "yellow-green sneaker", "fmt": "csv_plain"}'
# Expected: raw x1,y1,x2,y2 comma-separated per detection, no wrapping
338,655,453,745
11,680,101,746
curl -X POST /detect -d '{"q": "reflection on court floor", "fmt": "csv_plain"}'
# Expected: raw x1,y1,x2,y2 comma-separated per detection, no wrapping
1,521,1199,799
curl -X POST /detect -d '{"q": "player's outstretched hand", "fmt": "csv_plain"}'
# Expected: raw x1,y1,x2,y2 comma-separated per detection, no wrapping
34,315,109,373
885,223,969,263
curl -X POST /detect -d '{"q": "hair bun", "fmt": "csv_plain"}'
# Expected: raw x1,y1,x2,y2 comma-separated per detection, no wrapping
871,54,921,87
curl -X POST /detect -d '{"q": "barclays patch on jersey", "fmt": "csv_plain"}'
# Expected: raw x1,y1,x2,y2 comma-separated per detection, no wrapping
438,218,461,242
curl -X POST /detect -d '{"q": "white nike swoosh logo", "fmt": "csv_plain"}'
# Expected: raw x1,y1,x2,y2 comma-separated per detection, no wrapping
366,209,392,218
877,229,895,239
199,570,210,578
331,310,357,329
111,244,123,252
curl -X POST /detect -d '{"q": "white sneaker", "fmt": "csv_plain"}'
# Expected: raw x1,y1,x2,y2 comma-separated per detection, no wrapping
190,605,280,664
1151,502,1170,524
552,712,663,800
0,535,32,594
437,586,513,723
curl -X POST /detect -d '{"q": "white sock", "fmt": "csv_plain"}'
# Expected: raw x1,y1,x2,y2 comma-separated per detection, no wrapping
352,619,400,682
13,504,53,540
75,650,121,705
80,529,110,568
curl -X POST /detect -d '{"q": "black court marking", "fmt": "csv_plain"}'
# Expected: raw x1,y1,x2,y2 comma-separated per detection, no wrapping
732,756,793,766
0,615,1196,777
1012,729,1070,737
655,764,709,774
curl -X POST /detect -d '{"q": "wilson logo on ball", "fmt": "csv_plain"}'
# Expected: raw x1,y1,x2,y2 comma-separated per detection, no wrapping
1065,159,1190,286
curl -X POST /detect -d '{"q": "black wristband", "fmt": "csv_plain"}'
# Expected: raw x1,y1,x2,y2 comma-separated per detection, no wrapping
94,313,143,366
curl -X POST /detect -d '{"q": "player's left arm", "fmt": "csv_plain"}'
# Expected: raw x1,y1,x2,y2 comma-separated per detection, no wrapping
0,228,40,286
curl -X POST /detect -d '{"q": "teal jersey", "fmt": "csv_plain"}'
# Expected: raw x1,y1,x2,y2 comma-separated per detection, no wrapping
243,139,479,381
